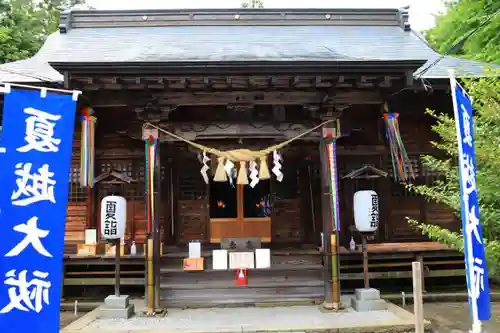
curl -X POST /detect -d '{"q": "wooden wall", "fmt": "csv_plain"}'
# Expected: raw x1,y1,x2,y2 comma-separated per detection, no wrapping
175,153,208,244
63,92,460,248
271,154,303,242
66,123,167,246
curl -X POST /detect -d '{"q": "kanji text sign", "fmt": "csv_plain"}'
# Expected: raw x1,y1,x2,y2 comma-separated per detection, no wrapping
100,196,126,240
451,77,491,322
0,89,77,333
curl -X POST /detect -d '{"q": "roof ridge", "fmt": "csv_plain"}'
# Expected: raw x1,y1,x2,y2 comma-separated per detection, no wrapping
59,8,411,32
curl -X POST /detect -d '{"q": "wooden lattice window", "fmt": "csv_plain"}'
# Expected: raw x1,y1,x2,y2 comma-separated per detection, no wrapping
96,158,148,201
387,154,421,179
98,160,134,177
136,162,166,183
68,164,87,202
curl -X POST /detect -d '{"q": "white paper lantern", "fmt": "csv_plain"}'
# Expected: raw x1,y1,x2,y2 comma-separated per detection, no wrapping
100,195,127,239
353,190,379,232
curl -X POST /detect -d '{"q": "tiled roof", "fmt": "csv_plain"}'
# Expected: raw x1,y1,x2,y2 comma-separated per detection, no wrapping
0,34,63,83
0,8,496,83
47,25,433,63
415,55,498,79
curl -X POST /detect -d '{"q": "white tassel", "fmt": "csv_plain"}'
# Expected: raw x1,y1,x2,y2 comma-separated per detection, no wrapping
200,152,210,184
224,159,235,186
249,160,259,188
272,150,283,182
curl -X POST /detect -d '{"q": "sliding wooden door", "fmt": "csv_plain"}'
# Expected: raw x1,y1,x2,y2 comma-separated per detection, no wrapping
209,181,271,243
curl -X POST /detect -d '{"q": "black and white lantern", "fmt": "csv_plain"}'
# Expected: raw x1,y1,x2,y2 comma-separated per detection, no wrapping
100,195,127,239
353,190,379,233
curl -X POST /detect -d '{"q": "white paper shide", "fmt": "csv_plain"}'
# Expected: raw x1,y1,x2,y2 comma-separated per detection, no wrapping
353,190,379,233
100,195,127,239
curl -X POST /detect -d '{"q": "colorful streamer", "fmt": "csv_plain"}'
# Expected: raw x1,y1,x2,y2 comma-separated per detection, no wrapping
145,136,158,234
79,107,96,188
326,139,340,232
383,104,415,182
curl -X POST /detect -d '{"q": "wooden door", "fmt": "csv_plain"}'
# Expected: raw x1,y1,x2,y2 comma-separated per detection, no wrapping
209,182,271,243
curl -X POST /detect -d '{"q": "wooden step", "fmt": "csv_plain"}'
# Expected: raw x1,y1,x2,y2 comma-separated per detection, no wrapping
161,272,323,289
160,264,323,274
160,285,324,308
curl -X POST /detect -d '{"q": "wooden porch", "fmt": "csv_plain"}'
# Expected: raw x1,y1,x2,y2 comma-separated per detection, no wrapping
62,242,465,307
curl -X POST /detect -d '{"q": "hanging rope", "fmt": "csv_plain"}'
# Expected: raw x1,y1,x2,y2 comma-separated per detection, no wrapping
143,119,334,185
383,103,415,182
79,107,96,188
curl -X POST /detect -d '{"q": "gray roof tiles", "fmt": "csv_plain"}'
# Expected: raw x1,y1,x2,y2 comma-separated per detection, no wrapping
48,25,433,63
0,8,496,83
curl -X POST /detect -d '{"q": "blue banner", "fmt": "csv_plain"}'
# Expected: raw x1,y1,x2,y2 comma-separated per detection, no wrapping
0,89,77,333
451,77,491,322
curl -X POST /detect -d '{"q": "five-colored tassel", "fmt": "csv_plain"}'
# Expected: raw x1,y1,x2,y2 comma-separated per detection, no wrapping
145,136,158,234
80,109,96,188
383,104,415,182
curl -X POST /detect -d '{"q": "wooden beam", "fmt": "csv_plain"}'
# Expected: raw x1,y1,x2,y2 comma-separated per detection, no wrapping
89,90,383,108
73,74,405,91
158,122,325,141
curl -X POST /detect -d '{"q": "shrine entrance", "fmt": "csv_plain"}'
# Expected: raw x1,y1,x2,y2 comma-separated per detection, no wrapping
209,179,272,243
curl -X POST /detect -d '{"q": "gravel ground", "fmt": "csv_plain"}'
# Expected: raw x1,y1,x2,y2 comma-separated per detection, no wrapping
60,311,83,329
405,302,500,333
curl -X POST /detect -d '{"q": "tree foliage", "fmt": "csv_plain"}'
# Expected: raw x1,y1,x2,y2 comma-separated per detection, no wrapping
407,72,500,274
241,0,264,8
425,0,500,64
0,0,86,64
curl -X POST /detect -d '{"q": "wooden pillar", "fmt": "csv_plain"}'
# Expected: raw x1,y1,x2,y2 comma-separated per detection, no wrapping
143,126,160,313
320,122,342,310
319,139,333,306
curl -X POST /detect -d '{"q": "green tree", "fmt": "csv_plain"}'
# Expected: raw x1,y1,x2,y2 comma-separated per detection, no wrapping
0,0,87,64
241,0,264,8
407,72,500,275
425,0,500,64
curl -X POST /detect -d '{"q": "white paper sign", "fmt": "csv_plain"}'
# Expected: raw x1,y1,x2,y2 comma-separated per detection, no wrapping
229,252,255,269
212,249,228,270
85,229,97,245
189,241,201,259
255,249,271,269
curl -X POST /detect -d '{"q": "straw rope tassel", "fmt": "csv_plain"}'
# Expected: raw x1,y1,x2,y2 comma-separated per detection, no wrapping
237,161,249,185
258,156,271,180
214,157,227,182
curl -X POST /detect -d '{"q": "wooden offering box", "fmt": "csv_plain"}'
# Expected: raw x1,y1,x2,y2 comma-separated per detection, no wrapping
183,258,204,271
